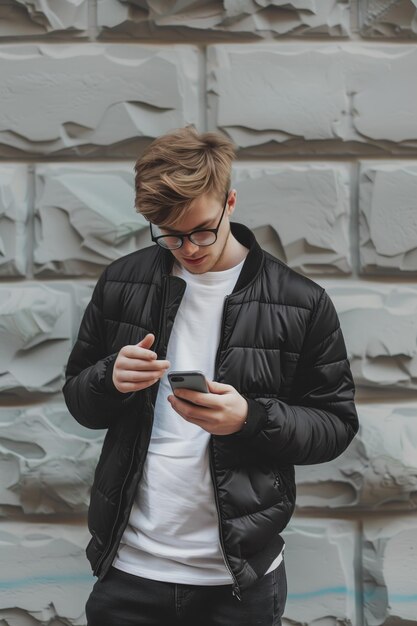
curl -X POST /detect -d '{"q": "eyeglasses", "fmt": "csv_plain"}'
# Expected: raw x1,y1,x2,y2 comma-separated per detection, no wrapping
150,191,229,250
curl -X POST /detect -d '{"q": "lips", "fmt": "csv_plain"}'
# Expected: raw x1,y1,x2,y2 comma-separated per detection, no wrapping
184,256,205,262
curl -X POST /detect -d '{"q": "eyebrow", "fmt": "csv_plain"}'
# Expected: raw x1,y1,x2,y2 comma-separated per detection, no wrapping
163,217,215,234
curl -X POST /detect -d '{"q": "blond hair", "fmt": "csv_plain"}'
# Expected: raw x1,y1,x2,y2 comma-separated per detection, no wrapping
134,126,236,227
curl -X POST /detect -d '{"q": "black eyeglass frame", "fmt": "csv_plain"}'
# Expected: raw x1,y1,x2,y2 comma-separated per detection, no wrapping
149,190,229,250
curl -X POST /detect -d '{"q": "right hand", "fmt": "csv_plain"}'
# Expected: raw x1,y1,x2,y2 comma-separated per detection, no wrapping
112,333,170,394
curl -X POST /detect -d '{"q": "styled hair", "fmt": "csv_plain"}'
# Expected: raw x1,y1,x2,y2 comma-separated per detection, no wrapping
134,126,236,227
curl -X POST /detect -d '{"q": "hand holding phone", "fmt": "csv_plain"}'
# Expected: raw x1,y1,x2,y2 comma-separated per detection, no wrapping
168,372,249,436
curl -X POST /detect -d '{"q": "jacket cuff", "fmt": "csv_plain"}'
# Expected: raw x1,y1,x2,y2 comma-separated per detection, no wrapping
103,353,138,404
103,353,125,397
233,397,268,439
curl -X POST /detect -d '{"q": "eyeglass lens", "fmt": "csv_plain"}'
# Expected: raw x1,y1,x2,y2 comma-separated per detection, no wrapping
157,230,216,249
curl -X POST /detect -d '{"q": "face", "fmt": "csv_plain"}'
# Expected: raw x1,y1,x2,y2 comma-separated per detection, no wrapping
160,190,237,274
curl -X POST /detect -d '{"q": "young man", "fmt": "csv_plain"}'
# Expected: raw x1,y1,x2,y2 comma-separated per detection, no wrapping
63,126,359,626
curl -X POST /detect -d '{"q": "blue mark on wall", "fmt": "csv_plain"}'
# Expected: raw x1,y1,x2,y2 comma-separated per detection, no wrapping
288,587,417,603
2,577,417,605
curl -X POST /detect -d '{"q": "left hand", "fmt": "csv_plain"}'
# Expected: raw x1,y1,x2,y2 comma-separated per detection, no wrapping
167,379,248,435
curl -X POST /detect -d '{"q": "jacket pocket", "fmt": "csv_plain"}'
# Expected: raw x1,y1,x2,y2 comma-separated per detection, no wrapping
272,470,293,512
272,471,285,495
86,534,102,572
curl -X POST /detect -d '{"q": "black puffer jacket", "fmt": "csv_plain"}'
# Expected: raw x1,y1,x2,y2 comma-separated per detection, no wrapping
62,221,358,600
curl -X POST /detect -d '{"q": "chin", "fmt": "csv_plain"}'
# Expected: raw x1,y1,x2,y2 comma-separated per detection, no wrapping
193,264,211,273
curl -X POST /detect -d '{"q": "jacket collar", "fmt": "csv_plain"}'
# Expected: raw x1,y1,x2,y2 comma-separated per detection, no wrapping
160,221,264,294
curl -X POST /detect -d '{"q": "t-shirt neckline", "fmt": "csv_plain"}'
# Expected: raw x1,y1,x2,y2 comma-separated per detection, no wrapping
173,255,247,282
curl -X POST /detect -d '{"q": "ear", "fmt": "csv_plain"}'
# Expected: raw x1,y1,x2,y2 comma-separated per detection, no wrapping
226,188,237,217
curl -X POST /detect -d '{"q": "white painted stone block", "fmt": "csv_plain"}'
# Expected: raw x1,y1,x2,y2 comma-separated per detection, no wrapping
207,43,417,154
98,0,350,38
0,0,88,36
0,521,92,625
359,161,417,273
0,284,72,395
363,516,417,625
0,164,28,277
0,44,200,157
34,163,149,276
295,402,417,511
360,0,417,38
0,404,104,515
232,162,352,274
50,280,94,340
321,281,417,390
281,518,357,625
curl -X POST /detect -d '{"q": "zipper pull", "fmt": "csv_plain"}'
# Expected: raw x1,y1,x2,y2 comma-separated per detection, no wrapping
232,585,242,601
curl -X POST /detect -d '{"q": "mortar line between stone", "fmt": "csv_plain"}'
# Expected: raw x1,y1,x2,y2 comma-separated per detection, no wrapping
202,45,208,133
351,0,360,33
27,163,36,281
88,0,99,42
351,160,361,279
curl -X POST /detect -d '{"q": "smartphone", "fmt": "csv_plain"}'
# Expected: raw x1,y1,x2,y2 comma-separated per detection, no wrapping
168,370,209,394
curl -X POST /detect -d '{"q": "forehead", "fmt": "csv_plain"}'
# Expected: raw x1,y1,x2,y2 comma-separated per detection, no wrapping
163,193,222,233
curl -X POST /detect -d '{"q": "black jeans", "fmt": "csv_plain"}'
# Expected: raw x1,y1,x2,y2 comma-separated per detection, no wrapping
86,560,287,626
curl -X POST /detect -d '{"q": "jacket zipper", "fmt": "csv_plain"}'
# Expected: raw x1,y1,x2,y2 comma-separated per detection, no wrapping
211,294,242,601
209,439,242,601
95,394,156,578
214,295,229,375
93,423,144,577
155,275,167,357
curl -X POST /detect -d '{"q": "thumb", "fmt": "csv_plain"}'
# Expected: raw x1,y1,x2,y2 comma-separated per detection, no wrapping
207,379,231,394
137,333,155,348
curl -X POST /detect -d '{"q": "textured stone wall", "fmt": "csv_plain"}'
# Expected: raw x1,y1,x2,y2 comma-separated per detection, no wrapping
0,1,416,624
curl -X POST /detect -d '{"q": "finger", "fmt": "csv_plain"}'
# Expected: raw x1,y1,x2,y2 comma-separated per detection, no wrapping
117,378,159,392
206,379,232,394
173,388,219,408
169,396,215,420
136,333,155,348
118,369,166,383
122,345,158,360
118,356,170,371
176,409,214,428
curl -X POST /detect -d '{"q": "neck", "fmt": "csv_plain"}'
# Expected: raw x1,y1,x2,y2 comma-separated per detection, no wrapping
227,235,249,266
211,228,249,272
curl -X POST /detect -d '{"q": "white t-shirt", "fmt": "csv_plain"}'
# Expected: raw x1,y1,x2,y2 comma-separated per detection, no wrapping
113,255,282,584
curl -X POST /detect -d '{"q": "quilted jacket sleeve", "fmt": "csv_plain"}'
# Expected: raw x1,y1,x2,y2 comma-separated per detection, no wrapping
233,288,359,465
62,267,137,430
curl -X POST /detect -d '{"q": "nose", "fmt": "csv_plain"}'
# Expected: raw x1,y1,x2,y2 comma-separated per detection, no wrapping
181,237,200,256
